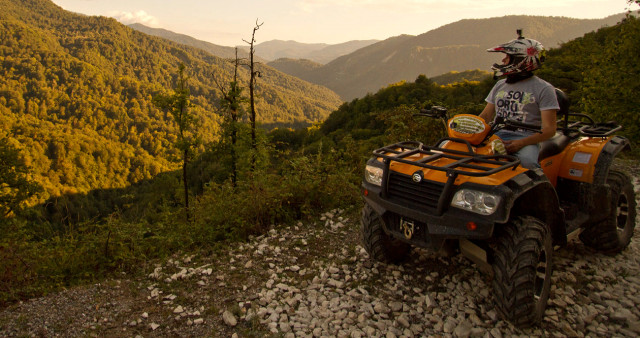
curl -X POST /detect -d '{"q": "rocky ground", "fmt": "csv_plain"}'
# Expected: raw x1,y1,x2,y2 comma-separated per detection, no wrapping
1,177,640,337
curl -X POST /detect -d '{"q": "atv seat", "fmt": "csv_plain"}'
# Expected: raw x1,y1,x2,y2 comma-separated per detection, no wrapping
538,132,572,161
538,89,572,161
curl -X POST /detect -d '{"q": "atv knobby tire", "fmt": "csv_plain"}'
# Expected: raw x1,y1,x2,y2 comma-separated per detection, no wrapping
492,215,552,328
361,204,410,263
579,169,636,254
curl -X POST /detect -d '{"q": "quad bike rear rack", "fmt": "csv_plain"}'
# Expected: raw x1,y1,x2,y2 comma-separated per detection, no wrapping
558,113,622,137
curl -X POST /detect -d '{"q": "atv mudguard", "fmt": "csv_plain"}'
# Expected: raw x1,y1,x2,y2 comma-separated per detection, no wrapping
592,136,631,184
502,169,567,247
552,135,630,184
551,136,631,225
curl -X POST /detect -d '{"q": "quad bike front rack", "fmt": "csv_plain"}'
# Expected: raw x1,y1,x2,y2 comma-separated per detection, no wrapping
372,140,521,215
373,139,521,178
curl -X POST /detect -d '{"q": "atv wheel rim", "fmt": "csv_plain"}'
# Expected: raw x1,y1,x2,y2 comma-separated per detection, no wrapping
616,192,630,235
534,249,548,301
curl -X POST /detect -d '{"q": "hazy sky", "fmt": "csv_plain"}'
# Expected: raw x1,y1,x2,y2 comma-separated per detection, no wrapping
50,0,637,46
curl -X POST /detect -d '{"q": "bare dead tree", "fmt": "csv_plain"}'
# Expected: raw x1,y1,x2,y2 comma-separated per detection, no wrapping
243,19,263,169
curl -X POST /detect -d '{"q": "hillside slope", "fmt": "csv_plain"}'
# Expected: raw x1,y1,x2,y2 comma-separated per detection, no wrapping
0,0,343,198
275,14,625,100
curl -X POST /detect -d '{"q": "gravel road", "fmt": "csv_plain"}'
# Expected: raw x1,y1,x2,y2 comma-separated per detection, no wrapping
1,185,639,337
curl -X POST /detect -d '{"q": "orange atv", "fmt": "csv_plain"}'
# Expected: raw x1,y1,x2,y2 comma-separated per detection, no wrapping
360,89,636,327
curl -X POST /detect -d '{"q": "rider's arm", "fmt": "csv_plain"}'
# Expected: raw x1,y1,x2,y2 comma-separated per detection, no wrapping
479,103,495,123
503,109,557,152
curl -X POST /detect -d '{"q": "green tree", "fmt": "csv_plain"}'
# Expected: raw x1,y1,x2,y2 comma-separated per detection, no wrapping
153,64,199,221
215,48,247,186
0,138,41,217
576,16,640,144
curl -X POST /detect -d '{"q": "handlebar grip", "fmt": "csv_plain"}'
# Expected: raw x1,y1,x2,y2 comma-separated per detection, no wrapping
416,106,448,119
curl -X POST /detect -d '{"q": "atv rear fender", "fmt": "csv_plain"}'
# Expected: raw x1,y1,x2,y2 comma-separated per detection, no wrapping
554,136,630,225
555,136,630,184
592,136,631,184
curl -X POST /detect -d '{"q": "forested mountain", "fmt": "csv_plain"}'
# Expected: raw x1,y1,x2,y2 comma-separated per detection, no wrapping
238,39,379,64
271,14,627,100
0,0,342,201
430,70,492,85
266,58,323,80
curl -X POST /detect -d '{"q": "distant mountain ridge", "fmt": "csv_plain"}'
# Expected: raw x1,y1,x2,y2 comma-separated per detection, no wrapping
128,23,261,62
268,14,627,100
239,39,380,64
127,25,379,65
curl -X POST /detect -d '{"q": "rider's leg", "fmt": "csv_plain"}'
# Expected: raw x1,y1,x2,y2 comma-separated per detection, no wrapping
495,131,541,169
514,144,541,169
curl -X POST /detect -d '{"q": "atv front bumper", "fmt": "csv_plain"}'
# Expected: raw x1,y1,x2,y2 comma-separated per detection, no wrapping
362,183,502,251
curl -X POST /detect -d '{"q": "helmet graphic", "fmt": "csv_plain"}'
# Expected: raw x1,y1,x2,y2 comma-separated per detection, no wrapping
487,30,545,77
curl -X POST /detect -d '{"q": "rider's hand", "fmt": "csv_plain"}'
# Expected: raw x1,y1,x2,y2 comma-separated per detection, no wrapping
503,139,525,153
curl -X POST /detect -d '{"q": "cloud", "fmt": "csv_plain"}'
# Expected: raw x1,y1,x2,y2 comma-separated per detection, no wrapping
109,10,160,27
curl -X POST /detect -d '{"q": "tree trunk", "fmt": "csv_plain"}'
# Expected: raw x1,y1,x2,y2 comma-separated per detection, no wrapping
249,37,257,169
183,148,190,222
231,117,237,186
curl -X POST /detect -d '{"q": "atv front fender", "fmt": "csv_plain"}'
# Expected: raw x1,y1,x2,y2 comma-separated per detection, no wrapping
504,171,566,247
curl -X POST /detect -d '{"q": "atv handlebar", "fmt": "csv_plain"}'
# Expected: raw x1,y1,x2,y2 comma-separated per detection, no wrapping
493,116,543,134
415,106,448,119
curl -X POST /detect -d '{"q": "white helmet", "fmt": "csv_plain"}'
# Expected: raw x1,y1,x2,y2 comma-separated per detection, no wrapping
487,31,545,77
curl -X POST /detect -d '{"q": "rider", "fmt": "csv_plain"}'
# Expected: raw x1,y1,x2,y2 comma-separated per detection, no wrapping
478,31,559,169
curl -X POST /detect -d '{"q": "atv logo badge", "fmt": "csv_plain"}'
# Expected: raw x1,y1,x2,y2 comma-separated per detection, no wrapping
412,171,423,183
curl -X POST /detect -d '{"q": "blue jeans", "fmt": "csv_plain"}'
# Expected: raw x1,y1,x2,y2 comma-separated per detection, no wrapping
495,130,540,169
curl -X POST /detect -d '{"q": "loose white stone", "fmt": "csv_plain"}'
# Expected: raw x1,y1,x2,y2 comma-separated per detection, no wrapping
223,310,238,327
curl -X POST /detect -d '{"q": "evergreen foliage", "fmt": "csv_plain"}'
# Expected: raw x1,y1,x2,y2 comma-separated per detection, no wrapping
0,0,342,202
537,14,640,144
430,70,491,85
153,63,198,220
216,50,247,186
0,137,42,217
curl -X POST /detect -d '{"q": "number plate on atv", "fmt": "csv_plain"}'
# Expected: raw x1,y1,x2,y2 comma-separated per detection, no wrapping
400,218,415,240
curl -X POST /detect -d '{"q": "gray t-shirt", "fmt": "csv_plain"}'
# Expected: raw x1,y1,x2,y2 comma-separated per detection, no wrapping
485,76,560,134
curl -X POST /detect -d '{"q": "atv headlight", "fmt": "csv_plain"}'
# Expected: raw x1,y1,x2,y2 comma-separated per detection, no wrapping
364,165,384,186
451,189,501,215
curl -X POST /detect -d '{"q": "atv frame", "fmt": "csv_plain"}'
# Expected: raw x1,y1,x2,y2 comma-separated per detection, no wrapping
360,99,636,327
